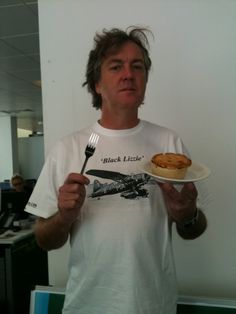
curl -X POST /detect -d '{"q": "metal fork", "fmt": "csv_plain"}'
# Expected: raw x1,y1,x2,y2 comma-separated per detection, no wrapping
80,133,99,174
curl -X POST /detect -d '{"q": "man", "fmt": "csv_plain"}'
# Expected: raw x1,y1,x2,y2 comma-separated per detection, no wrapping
11,174,25,192
11,174,33,196
25,27,207,314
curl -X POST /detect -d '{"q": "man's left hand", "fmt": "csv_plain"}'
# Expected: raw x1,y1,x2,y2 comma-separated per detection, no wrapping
159,182,198,225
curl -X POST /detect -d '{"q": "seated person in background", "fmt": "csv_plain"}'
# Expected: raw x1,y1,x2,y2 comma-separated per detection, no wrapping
11,174,25,192
11,174,33,197
7,174,35,222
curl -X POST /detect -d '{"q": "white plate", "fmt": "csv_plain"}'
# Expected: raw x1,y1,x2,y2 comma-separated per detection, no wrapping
142,161,211,184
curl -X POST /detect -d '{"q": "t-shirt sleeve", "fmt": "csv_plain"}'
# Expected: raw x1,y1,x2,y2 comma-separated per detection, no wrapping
25,154,59,219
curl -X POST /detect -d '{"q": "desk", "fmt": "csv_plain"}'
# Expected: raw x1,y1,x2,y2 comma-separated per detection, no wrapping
0,229,49,314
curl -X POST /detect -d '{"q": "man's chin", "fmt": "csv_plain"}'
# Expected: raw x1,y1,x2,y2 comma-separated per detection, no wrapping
118,94,143,106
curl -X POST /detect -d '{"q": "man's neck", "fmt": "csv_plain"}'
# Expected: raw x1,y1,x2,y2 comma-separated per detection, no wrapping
99,111,139,130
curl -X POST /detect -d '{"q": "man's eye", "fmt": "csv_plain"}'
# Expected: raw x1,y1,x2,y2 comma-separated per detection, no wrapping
133,64,145,70
110,65,121,71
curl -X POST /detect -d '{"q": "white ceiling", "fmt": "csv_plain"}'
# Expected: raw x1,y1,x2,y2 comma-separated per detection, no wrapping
0,0,43,132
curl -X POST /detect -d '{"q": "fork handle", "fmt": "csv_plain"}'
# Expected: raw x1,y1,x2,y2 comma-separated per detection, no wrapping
80,156,89,174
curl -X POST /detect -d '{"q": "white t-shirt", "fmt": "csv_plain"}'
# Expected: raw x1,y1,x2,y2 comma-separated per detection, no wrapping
26,120,189,314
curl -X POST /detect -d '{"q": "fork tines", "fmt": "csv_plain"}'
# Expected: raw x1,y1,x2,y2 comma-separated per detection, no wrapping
80,132,99,174
88,132,99,148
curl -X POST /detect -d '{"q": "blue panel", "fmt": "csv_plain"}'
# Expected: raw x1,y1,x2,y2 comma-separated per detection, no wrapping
34,292,50,314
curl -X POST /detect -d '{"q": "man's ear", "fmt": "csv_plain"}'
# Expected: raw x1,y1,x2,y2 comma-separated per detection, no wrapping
95,83,101,94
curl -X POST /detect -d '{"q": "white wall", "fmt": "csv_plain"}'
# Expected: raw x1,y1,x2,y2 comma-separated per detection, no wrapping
0,117,16,181
0,118,43,182
38,0,236,297
18,136,44,179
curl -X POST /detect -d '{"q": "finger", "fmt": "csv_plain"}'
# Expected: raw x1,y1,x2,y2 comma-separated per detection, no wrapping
58,190,80,201
159,183,180,200
64,172,90,185
59,199,78,211
58,188,86,210
59,184,73,194
181,183,198,200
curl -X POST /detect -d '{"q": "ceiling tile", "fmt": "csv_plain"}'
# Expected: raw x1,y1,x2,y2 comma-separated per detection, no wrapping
0,1,23,6
0,4,38,38
0,54,40,71
2,33,40,55
0,0,42,129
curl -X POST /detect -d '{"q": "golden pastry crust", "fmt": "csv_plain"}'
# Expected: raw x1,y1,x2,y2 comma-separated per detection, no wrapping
150,153,192,179
151,153,191,169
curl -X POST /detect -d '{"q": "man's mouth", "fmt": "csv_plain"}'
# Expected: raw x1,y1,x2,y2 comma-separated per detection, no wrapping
119,87,136,92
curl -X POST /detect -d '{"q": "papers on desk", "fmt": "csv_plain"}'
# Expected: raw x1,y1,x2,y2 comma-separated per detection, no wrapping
0,228,33,244
0,229,17,239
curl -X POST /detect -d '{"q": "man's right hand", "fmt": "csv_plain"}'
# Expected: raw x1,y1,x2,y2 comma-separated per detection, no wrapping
34,173,90,251
57,173,90,225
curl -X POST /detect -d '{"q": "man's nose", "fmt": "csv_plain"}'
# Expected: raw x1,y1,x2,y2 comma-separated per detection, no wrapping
122,65,134,79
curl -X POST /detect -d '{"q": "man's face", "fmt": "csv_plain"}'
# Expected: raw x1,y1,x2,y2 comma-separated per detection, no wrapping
12,179,24,192
95,41,147,111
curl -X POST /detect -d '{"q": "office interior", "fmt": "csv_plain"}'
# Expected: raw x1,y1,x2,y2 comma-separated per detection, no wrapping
1,0,236,314
0,2,47,313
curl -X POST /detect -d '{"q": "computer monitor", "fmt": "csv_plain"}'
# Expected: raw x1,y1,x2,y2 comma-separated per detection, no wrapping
1,190,29,219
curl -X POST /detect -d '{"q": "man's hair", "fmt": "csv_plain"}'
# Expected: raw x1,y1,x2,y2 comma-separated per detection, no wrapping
10,174,24,187
82,26,152,109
